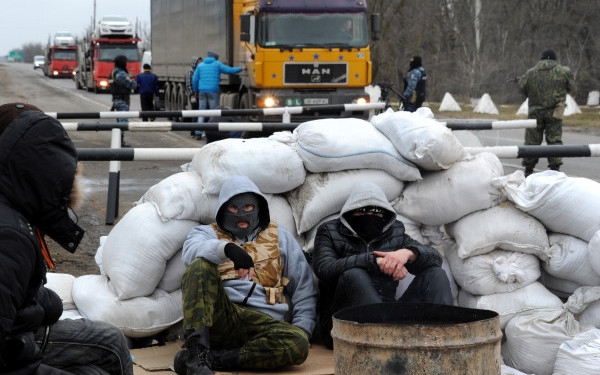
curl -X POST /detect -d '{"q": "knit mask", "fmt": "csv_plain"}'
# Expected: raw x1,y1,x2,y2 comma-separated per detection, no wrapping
221,193,260,239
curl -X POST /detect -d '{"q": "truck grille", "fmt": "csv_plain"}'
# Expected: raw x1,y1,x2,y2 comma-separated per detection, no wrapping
284,63,348,85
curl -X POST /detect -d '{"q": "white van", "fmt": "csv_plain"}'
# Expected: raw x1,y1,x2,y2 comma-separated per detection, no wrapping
141,51,152,70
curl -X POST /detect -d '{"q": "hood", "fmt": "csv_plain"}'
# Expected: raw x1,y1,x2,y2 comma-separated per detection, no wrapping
114,55,128,72
190,55,201,69
340,182,396,232
202,57,218,65
535,59,558,71
0,110,84,252
215,175,270,233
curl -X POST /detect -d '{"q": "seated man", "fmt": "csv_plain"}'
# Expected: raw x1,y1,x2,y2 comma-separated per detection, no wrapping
175,175,317,375
312,182,453,349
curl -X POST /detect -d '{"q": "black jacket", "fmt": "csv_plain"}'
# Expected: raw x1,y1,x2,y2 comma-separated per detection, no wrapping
312,182,442,300
0,110,83,373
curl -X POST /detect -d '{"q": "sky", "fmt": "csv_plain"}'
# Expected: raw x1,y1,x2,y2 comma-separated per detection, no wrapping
1,0,150,55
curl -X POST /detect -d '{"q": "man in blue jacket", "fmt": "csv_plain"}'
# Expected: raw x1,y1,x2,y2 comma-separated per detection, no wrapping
192,50,245,124
174,175,317,375
135,64,159,121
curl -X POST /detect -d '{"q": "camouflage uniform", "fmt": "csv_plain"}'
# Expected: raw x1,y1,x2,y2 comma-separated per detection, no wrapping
519,58,574,172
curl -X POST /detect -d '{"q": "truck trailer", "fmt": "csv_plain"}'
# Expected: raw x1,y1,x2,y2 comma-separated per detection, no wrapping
151,0,379,121
43,45,77,78
74,36,141,93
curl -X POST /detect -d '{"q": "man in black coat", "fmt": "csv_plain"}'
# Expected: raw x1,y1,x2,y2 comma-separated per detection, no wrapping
312,182,453,349
0,103,133,375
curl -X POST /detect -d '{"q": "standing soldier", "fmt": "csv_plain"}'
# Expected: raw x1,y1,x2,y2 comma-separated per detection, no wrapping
111,55,137,147
518,49,575,176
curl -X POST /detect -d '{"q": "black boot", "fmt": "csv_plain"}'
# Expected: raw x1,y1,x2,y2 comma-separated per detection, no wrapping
173,349,189,375
183,328,213,375
206,348,241,371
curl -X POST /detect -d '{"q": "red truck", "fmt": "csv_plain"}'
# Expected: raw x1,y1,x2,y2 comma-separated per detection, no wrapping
43,45,78,78
74,36,141,93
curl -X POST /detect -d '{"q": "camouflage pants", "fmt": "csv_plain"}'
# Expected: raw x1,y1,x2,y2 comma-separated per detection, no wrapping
522,109,563,170
181,258,309,370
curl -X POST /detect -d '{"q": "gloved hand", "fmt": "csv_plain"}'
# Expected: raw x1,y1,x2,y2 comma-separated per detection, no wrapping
224,243,254,270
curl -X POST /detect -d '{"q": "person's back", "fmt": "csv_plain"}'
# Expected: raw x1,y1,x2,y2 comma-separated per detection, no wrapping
520,59,573,113
136,65,159,95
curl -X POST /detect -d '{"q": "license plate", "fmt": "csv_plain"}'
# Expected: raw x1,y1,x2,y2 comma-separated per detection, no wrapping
304,98,329,105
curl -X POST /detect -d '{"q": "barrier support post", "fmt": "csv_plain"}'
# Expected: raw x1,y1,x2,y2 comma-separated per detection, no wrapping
105,128,122,225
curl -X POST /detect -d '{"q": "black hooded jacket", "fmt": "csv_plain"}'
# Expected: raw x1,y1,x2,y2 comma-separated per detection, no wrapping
0,110,84,372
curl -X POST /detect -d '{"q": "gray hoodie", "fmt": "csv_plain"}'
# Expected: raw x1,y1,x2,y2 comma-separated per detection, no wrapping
182,176,317,337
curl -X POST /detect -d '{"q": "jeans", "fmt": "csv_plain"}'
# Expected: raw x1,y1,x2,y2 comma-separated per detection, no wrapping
34,318,133,375
112,98,130,123
197,92,219,124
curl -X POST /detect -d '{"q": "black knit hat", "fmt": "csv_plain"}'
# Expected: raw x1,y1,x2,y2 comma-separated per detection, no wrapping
0,102,43,136
541,49,557,61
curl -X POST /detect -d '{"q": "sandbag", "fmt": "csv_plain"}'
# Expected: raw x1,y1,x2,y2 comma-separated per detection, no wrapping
501,306,595,375
497,170,600,242
458,281,563,329
563,286,600,328
190,137,306,194
101,203,198,300
445,202,550,260
588,230,600,276
157,249,186,293
72,275,182,338
137,170,217,224
285,169,404,235
446,247,540,296
545,233,600,286
293,118,421,181
539,269,583,299
370,108,468,170
553,329,600,375
45,273,77,311
393,152,506,225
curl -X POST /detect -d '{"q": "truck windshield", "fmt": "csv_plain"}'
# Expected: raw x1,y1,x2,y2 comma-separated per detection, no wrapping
53,50,77,60
257,13,368,48
98,45,140,62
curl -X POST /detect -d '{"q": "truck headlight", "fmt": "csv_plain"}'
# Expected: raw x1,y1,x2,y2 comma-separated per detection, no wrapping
258,96,278,108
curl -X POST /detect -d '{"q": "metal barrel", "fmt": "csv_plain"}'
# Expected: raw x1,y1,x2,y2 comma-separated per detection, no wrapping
331,302,502,375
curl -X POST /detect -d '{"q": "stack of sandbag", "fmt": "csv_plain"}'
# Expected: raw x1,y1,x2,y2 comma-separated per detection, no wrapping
46,272,83,320
501,286,600,375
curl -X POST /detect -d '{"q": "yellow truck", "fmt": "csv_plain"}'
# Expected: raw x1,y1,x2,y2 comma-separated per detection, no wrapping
151,0,380,121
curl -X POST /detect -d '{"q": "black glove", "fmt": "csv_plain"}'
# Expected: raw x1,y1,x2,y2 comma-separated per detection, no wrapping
224,243,254,270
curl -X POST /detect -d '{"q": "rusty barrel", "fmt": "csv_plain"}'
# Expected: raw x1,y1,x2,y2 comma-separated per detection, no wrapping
331,302,501,375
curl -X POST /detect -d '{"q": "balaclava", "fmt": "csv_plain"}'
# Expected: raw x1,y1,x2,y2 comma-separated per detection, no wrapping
221,192,261,239
344,206,392,242
114,55,128,72
409,55,422,70
541,49,557,61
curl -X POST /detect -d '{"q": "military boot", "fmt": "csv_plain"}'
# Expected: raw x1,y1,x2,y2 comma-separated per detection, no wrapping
206,348,241,371
183,327,213,375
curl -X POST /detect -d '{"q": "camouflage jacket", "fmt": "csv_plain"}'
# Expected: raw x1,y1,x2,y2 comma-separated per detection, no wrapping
519,60,574,114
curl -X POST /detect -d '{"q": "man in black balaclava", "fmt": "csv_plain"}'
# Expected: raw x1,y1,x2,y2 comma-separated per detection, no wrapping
0,103,133,374
402,55,427,112
111,54,137,147
312,182,453,349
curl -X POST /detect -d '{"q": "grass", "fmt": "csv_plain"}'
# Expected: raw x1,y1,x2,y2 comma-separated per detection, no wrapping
388,100,600,132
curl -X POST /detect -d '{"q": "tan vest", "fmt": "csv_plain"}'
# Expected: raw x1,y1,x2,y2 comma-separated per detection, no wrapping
210,222,289,304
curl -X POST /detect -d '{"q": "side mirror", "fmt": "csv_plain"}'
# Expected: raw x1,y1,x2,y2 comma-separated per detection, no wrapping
240,14,251,42
371,13,381,41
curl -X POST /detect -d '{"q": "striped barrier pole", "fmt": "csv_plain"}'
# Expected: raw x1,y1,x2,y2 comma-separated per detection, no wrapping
105,129,121,224
465,144,600,158
48,103,386,121
442,119,537,130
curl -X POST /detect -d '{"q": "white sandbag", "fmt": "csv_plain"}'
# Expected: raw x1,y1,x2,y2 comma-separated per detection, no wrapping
293,118,421,181
498,170,600,242
539,269,583,299
545,233,600,286
95,236,106,275
588,230,600,276
458,282,563,329
266,194,305,248
445,202,550,260
393,152,506,225
72,275,182,338
60,309,84,321
501,364,531,375
302,214,338,255
553,329,600,375
564,286,600,328
446,247,540,296
45,273,77,310
137,170,217,223
102,203,198,300
286,169,405,234
501,307,595,375
157,249,186,293
370,108,468,170
399,214,427,244
190,137,306,194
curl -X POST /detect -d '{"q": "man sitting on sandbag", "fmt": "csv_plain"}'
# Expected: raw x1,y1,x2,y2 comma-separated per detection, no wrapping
174,175,317,375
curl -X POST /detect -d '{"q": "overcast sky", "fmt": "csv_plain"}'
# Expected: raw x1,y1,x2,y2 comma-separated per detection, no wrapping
1,0,150,55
